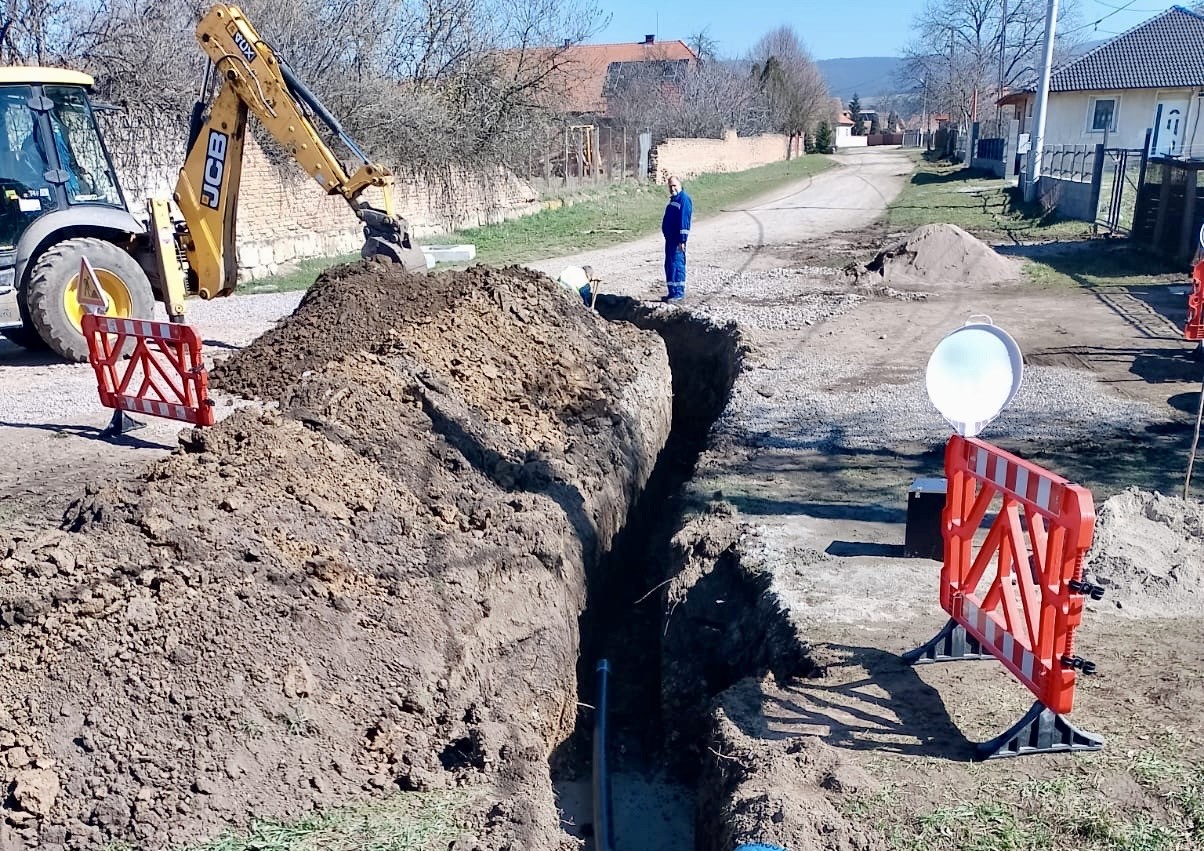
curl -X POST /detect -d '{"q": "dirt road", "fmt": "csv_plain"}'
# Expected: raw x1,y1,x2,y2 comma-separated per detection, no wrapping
528,148,914,291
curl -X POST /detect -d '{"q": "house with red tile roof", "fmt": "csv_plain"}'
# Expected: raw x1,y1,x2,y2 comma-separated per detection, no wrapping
508,35,699,118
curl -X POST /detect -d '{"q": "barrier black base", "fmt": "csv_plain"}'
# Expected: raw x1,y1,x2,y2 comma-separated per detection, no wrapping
977,700,1105,760
902,618,992,665
102,408,146,437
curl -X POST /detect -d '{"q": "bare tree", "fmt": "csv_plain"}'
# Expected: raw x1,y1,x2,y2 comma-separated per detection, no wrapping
749,26,829,147
903,0,1082,131
687,27,718,64
16,0,608,172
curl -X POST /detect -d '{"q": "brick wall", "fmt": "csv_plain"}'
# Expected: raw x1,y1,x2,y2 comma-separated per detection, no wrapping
652,130,795,182
98,112,540,281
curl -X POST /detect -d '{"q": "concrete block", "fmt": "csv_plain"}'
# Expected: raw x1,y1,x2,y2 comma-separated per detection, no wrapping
422,244,477,263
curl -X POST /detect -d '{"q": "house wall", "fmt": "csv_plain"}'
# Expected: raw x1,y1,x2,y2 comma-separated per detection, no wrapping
652,130,793,182
835,135,868,148
98,112,541,282
1043,88,1204,151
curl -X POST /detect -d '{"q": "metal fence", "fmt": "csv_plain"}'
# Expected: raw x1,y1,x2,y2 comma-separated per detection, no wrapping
1041,145,1097,183
1095,146,1147,236
976,137,1005,161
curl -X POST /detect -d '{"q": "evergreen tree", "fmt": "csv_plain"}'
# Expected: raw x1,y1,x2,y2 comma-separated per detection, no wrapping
848,93,863,136
813,120,834,153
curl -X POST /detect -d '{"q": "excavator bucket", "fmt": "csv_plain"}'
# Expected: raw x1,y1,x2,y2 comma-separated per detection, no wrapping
358,208,428,271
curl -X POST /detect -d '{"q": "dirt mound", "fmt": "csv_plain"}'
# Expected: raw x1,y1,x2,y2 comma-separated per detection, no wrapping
1084,488,1204,617
698,677,885,851
0,263,672,850
864,223,1018,285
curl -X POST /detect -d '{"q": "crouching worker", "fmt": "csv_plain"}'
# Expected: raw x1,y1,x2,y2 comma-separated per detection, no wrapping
557,265,601,307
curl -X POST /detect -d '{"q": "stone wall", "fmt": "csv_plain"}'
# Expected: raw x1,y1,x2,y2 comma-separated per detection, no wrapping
652,130,796,182
97,112,540,281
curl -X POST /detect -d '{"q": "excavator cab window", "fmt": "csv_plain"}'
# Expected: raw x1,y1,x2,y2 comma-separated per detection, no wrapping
43,86,123,208
0,85,58,251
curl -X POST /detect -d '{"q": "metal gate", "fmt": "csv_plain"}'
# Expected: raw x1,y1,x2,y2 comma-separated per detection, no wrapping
1096,143,1149,236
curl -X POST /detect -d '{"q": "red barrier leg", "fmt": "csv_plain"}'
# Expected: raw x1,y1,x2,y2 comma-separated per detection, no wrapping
101,408,146,437
976,701,1104,760
902,618,993,664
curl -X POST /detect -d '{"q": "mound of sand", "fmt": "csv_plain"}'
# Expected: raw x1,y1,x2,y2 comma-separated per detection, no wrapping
865,223,1018,286
1084,488,1204,617
0,262,672,850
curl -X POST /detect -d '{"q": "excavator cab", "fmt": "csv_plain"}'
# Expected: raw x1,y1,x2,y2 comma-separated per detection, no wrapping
0,4,426,363
0,69,154,360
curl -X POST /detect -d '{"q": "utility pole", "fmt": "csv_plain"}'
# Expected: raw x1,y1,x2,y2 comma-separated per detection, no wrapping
998,0,1009,134
922,78,929,151
1025,0,1059,202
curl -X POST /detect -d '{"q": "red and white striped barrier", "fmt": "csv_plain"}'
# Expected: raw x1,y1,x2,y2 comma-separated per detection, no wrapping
82,313,215,429
907,435,1104,758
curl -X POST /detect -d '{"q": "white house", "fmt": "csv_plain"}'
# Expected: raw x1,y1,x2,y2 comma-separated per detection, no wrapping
999,5,1204,157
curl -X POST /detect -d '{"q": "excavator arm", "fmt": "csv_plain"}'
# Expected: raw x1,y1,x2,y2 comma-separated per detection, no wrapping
157,2,424,311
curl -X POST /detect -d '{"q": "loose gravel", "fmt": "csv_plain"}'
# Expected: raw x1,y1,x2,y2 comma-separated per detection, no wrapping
717,348,1161,452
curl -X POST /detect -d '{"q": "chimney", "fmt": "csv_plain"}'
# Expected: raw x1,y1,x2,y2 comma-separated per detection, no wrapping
644,34,655,44
563,38,571,47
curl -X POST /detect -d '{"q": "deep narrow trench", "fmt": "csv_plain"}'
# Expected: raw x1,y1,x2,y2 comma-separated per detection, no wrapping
551,300,745,851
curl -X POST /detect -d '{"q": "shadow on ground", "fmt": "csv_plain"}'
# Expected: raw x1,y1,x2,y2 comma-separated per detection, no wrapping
724,644,977,761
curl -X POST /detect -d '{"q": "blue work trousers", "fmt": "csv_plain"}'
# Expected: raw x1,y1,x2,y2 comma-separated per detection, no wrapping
664,242,686,298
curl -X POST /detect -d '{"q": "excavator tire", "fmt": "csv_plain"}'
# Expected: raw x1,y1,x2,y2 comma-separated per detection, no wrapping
26,237,155,363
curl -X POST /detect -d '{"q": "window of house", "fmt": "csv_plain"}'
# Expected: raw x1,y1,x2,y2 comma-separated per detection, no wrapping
1090,97,1118,132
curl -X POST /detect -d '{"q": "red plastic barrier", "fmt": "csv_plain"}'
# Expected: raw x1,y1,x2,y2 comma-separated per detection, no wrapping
82,314,215,427
941,435,1096,715
1187,262,1204,342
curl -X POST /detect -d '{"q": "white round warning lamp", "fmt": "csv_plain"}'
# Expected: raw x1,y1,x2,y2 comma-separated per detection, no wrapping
925,316,1024,437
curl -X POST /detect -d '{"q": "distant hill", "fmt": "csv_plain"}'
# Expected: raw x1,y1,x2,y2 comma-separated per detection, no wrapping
816,56,907,101
815,42,1103,106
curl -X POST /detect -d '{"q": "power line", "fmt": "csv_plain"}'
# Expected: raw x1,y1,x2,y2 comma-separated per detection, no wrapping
1084,0,1170,12
1058,0,1147,36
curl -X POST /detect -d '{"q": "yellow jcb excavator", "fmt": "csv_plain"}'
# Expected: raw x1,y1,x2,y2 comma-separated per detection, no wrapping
0,3,425,361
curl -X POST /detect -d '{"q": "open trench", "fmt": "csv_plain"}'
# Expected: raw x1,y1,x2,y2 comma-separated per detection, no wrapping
550,298,811,851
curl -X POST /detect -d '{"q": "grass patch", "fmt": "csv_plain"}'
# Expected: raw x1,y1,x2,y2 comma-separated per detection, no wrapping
243,253,360,296
437,155,835,266
1022,244,1186,291
861,738,1204,851
243,156,834,294
180,790,472,851
887,158,1093,241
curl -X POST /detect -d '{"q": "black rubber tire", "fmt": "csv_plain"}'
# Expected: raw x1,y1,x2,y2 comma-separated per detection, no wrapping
26,237,155,362
0,323,47,350
0,282,48,350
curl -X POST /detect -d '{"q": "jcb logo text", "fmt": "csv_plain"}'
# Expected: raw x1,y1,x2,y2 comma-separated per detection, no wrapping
201,131,228,210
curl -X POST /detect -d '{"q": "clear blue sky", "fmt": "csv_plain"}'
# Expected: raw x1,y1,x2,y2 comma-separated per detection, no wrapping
589,0,1191,60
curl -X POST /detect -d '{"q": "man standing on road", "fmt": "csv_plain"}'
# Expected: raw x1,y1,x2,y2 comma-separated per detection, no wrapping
661,175,692,303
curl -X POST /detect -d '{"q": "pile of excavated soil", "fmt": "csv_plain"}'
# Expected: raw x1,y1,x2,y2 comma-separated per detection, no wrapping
864,223,1018,286
1084,488,1204,618
0,262,672,851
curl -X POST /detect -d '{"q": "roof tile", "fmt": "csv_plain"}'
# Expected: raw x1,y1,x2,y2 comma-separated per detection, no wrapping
1051,6,1204,91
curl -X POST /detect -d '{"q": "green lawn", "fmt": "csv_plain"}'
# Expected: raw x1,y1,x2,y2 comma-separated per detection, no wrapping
887,158,1094,242
1023,242,1186,291
159,791,473,851
241,253,361,295
246,155,835,293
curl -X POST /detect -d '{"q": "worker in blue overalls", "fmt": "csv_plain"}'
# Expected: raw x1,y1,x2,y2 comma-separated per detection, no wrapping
660,175,692,303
